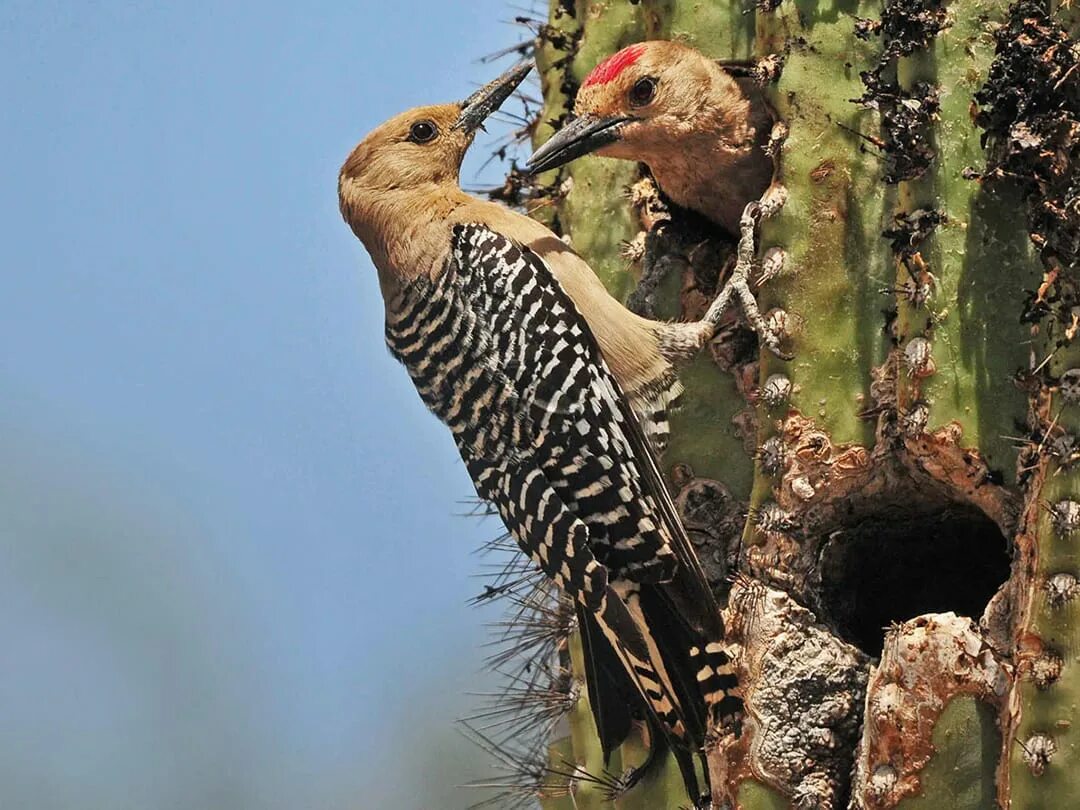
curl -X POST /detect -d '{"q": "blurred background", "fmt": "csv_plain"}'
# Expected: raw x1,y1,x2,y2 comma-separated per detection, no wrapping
0,2,539,807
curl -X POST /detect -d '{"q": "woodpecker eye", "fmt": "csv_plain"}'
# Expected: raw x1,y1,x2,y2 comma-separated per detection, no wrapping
628,76,657,107
408,120,438,143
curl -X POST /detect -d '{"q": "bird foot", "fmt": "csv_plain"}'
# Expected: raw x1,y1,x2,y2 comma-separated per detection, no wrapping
702,197,792,361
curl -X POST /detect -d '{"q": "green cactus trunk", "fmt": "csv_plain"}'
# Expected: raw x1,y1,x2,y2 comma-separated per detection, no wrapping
515,1,1080,808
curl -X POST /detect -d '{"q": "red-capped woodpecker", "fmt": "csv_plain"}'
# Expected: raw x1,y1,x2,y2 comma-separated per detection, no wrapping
338,63,739,805
528,41,787,357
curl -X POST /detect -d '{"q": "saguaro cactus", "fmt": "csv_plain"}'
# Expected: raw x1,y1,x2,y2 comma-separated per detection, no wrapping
472,1,1078,808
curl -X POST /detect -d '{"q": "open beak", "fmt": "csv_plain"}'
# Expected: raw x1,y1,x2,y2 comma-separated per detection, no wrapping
526,114,634,174
454,62,533,134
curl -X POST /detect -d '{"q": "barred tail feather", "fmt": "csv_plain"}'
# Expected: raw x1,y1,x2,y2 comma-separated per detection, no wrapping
628,374,684,456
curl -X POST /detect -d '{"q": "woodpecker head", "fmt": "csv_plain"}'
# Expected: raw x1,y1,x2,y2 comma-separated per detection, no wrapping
527,41,748,174
339,62,531,212
527,41,773,233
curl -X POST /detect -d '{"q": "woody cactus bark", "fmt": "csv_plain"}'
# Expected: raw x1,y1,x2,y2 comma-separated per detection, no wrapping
502,0,1079,808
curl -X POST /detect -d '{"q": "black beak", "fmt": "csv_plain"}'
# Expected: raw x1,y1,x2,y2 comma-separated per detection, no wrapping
526,114,634,174
453,62,533,134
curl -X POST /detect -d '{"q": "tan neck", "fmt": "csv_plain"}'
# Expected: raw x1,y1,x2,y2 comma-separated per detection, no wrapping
644,78,773,234
646,141,771,235
344,181,472,299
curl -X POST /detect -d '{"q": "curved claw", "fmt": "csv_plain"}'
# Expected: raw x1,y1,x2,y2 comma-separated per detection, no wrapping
763,336,795,361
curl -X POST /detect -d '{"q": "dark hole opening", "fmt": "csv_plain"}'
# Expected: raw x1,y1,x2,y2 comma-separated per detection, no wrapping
818,505,1010,656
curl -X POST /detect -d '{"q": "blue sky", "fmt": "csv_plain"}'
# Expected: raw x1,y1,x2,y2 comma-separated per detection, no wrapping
0,2,539,807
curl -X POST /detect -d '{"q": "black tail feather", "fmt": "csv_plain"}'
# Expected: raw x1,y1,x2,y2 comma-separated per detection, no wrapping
577,604,637,762
638,584,711,748
576,601,708,803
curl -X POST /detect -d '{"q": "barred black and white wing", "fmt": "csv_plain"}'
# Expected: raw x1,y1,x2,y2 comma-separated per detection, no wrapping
383,224,738,777
388,224,680,586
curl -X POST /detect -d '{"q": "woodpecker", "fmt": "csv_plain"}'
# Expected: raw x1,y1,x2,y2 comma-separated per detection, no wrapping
338,63,739,803
528,41,785,355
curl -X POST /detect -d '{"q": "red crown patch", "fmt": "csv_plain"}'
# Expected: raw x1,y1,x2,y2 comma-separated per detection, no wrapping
582,43,648,88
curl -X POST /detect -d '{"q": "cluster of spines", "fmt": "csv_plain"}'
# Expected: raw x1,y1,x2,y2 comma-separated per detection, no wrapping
463,6,558,213
457,491,574,802
461,514,585,809
461,721,569,810
465,666,580,743
464,518,661,806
